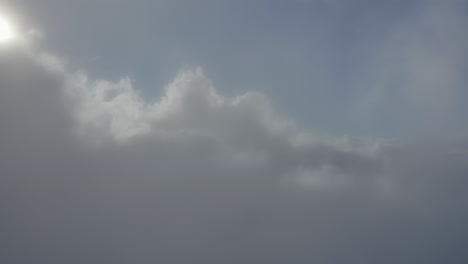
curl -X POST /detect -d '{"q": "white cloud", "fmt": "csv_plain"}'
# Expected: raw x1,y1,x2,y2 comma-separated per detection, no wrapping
354,0,468,137
66,66,297,145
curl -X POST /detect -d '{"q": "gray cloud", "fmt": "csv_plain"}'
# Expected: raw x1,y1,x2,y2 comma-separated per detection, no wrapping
1,44,468,264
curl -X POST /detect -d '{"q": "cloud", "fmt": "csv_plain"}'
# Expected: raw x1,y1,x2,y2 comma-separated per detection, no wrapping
61,52,383,184
353,0,468,138
1,43,468,263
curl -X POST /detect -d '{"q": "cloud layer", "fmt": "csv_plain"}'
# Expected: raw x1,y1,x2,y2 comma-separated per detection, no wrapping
1,45,468,263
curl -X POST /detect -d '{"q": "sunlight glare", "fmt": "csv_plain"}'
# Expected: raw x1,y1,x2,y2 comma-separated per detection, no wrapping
0,16,13,42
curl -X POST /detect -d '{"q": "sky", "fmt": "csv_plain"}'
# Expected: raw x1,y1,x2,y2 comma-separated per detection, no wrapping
0,0,468,263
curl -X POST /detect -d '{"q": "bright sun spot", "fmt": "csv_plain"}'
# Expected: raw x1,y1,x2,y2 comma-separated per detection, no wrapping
0,16,13,42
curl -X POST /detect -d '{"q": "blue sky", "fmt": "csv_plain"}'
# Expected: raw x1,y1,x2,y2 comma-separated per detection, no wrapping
10,0,468,140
